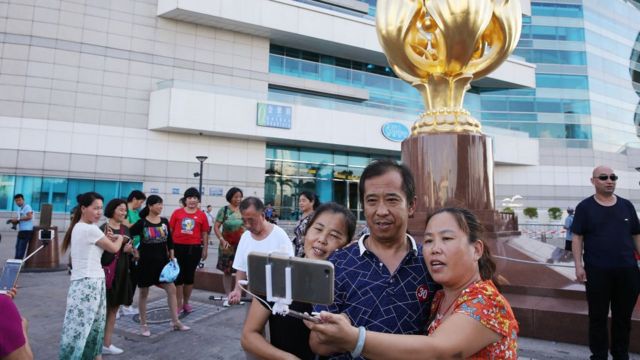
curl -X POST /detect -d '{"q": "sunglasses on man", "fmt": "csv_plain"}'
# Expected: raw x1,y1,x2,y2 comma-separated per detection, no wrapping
595,174,618,181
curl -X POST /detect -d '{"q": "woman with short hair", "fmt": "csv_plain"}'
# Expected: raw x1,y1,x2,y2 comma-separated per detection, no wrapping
214,187,244,307
241,202,356,359
292,191,319,257
100,199,134,355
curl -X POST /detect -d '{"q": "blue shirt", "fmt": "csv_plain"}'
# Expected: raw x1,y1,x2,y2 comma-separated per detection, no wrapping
564,214,574,241
571,195,640,268
17,204,33,231
314,235,440,360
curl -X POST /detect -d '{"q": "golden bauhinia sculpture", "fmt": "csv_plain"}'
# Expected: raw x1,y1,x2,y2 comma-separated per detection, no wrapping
377,0,522,135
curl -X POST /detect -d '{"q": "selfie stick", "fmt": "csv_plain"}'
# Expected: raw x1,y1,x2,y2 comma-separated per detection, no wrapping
265,260,293,316
21,242,49,263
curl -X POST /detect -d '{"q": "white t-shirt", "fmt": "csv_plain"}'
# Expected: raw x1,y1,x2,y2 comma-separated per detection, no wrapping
70,222,106,281
232,225,294,273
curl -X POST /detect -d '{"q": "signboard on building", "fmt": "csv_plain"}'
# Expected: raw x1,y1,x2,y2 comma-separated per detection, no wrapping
257,103,292,129
149,187,159,194
381,122,410,142
209,186,223,197
171,187,180,195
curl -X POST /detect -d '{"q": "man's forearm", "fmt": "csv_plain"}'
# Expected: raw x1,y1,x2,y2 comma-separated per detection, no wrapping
234,271,247,291
572,234,583,266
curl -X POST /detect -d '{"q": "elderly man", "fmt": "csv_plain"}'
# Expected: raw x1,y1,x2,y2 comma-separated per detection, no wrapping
228,197,294,304
572,165,640,360
310,159,439,359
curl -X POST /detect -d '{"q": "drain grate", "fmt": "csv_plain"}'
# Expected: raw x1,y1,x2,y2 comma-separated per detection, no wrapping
132,307,185,324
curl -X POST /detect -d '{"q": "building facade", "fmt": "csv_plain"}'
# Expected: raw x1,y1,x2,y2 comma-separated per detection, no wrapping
0,0,639,225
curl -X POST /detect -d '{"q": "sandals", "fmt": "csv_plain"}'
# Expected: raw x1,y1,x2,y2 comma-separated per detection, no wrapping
140,324,151,337
172,321,191,331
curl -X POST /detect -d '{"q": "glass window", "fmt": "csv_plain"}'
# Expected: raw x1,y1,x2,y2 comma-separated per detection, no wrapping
40,177,68,212
14,176,43,212
300,148,333,164
0,175,15,211
66,179,94,212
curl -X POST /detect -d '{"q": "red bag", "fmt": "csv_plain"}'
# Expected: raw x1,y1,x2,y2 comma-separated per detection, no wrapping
102,224,125,290
103,251,119,290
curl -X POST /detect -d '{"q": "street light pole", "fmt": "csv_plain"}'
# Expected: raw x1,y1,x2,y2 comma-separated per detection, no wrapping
196,156,208,196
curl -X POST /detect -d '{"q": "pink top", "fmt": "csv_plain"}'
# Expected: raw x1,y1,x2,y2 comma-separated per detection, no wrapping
0,294,26,357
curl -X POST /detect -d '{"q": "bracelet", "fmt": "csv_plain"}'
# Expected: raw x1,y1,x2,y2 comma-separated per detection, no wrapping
350,326,366,358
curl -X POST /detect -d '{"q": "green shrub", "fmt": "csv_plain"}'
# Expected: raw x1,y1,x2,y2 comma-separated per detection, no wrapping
523,207,538,219
547,207,562,221
502,207,514,214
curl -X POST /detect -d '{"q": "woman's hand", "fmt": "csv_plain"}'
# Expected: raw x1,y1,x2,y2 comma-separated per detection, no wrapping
105,226,114,240
220,238,230,249
2,287,18,299
306,312,359,354
201,245,208,261
123,241,133,254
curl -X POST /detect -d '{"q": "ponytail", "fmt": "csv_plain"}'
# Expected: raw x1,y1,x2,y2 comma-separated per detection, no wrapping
61,192,104,253
478,242,497,282
139,195,163,220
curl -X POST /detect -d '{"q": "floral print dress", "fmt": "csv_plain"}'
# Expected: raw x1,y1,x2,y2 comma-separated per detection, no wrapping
427,280,519,359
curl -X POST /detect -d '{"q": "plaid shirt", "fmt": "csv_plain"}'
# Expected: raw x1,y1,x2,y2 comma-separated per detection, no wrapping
314,235,440,360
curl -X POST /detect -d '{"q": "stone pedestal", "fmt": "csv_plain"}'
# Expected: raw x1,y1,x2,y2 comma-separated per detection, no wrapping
23,226,65,271
402,132,517,236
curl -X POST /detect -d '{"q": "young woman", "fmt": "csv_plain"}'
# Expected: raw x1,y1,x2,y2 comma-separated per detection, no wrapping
308,207,519,359
241,202,356,360
292,191,319,257
100,199,134,355
59,192,124,360
169,188,210,314
129,195,189,336
214,187,244,307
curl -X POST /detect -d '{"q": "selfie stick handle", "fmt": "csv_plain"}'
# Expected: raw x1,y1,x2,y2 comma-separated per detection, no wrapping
265,262,293,316
21,244,47,263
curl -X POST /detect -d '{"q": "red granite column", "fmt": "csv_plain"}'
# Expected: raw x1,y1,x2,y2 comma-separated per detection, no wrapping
402,133,499,236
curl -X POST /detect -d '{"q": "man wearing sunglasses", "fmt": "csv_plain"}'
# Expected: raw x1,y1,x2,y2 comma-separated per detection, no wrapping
571,165,640,360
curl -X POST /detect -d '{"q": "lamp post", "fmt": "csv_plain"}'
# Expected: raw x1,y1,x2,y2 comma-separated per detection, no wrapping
195,156,208,196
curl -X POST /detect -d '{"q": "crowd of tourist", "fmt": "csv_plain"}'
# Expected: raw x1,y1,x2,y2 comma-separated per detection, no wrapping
2,160,639,360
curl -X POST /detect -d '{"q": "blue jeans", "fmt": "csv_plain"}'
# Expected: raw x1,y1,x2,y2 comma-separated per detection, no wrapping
15,230,32,259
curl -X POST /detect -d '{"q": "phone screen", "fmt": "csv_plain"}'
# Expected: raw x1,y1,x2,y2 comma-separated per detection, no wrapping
0,261,22,292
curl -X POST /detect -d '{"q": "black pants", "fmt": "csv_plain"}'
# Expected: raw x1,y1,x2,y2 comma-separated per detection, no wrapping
585,266,640,360
174,244,202,286
15,230,32,259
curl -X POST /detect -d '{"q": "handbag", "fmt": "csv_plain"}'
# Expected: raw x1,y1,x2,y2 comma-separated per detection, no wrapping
160,258,180,283
102,224,126,290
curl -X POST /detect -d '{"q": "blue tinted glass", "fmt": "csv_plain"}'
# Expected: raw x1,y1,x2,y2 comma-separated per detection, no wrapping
0,175,15,211
536,74,589,89
119,182,142,199
532,3,583,18
14,176,43,212
66,179,94,212
41,177,68,212
95,180,119,206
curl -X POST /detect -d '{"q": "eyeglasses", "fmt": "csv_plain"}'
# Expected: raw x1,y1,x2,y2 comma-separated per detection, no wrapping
596,174,618,181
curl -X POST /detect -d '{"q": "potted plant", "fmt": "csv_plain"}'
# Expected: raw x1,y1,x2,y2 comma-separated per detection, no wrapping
547,207,562,221
523,207,538,219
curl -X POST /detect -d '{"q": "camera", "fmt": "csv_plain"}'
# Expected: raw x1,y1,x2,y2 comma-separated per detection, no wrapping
6,219,17,230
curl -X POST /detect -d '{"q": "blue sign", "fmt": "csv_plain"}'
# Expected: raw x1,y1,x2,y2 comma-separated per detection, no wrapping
257,103,292,129
209,186,223,197
171,187,180,195
149,187,159,194
381,122,410,142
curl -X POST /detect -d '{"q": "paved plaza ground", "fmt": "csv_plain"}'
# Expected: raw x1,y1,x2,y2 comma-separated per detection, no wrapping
2,230,639,359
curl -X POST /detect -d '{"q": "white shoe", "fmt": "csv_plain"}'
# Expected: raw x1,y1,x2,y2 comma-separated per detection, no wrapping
120,306,139,315
102,344,124,355
116,310,121,320
222,299,230,307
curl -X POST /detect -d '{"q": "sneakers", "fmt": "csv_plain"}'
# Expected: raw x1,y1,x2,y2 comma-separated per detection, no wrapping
140,324,151,337
102,344,124,355
182,303,193,314
222,299,230,307
120,305,139,315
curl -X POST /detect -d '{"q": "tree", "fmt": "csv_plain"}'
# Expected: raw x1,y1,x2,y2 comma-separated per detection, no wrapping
502,207,514,214
547,207,562,221
523,207,538,219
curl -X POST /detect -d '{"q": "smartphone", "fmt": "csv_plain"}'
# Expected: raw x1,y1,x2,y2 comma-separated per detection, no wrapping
0,259,23,294
39,229,55,241
247,252,334,305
